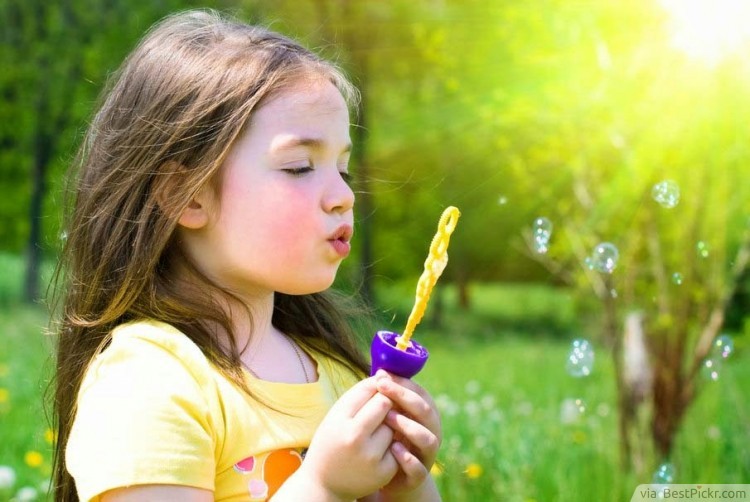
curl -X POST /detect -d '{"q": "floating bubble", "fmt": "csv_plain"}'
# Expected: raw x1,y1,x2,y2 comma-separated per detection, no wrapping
651,180,680,208
610,288,618,299
532,217,553,254
696,241,710,258
713,334,734,359
596,403,611,417
586,242,619,273
701,358,721,381
652,462,676,484
560,397,587,424
497,195,508,205
566,338,595,377
671,272,683,285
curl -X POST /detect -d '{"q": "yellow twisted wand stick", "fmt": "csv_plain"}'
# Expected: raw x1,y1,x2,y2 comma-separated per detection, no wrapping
395,206,461,351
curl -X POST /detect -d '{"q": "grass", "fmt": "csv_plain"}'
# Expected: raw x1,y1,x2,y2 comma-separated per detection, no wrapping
0,256,747,501
0,307,55,501
420,334,749,501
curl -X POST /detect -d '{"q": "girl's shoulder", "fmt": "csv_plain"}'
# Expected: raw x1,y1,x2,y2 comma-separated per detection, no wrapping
80,319,215,396
110,319,208,364
68,320,222,501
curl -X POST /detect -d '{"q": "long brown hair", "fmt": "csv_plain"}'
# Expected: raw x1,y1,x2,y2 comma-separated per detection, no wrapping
50,10,368,501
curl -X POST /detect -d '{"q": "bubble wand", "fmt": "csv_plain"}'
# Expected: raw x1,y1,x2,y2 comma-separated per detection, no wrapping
370,206,461,378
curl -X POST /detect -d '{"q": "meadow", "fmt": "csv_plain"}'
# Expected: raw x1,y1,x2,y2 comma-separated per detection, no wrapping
0,256,748,501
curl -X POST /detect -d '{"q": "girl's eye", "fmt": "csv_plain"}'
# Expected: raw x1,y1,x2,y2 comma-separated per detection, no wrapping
283,166,313,176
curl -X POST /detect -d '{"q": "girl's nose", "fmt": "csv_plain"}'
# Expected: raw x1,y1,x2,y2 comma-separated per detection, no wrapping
323,170,355,213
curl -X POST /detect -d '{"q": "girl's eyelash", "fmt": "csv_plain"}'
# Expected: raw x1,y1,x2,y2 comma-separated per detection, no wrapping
340,171,352,184
283,166,313,176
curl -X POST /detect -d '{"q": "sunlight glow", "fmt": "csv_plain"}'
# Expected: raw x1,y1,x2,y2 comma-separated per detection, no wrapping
660,0,750,65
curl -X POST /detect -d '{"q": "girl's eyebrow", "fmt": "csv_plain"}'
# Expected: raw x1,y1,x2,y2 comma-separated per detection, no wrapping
271,135,352,154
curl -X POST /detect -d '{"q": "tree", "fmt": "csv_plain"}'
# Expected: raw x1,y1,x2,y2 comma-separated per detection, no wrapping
0,0,204,303
512,0,750,473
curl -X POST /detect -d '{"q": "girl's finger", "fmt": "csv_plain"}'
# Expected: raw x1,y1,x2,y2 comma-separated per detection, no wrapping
390,441,429,486
328,377,379,418
375,377,439,432
371,423,395,453
353,391,394,433
376,370,435,405
385,410,439,461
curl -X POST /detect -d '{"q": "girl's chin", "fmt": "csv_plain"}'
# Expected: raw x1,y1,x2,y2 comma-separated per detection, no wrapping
276,276,338,296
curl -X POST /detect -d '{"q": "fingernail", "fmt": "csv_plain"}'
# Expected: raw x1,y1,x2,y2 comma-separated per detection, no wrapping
375,369,388,379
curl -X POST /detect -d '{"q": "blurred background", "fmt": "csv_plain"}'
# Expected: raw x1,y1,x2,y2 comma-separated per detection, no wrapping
1,0,749,500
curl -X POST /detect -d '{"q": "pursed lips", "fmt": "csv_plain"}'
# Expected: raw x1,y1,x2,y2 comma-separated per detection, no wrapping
328,224,353,243
327,224,353,257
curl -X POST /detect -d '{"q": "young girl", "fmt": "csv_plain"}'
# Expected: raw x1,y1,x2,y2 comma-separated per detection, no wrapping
51,9,441,502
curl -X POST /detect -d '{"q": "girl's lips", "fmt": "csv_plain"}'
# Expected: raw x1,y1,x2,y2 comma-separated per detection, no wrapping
328,224,353,257
329,238,351,257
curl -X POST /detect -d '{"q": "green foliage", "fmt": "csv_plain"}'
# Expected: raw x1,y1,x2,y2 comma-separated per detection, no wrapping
5,0,749,289
0,253,54,308
0,0,205,255
375,280,579,340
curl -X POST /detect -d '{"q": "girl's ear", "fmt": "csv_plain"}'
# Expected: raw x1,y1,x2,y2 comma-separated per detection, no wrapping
154,161,212,230
178,190,211,230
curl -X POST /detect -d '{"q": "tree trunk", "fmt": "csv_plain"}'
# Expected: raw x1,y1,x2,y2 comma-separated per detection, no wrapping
23,126,50,303
340,1,374,305
21,0,82,303
353,89,374,306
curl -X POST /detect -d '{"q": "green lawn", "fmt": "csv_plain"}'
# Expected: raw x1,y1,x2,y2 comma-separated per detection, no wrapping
0,278,747,501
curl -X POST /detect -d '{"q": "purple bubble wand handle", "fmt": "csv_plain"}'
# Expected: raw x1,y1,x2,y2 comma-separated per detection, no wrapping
370,330,429,378
370,206,460,378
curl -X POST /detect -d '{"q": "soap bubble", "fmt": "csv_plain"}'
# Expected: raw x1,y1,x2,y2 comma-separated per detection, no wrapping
497,195,508,205
586,242,619,273
566,338,595,377
713,334,734,359
701,358,721,381
532,217,553,254
671,273,683,285
651,180,680,208
560,398,587,424
696,241,710,258
652,462,676,484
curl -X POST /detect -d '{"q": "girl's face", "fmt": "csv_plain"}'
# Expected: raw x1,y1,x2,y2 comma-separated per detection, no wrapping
181,78,355,298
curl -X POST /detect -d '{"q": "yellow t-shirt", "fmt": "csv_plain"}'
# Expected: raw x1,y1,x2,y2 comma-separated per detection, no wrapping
66,319,361,502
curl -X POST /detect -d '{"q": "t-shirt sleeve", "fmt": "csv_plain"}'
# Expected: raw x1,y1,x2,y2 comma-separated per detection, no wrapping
66,326,218,502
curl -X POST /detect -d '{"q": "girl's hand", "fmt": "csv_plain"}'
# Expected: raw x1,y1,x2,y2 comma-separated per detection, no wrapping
274,376,399,501
374,370,442,501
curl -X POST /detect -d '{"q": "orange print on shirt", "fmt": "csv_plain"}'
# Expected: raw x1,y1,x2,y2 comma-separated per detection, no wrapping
233,448,304,500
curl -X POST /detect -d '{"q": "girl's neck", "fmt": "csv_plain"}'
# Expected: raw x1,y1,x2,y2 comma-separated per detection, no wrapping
223,290,276,353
